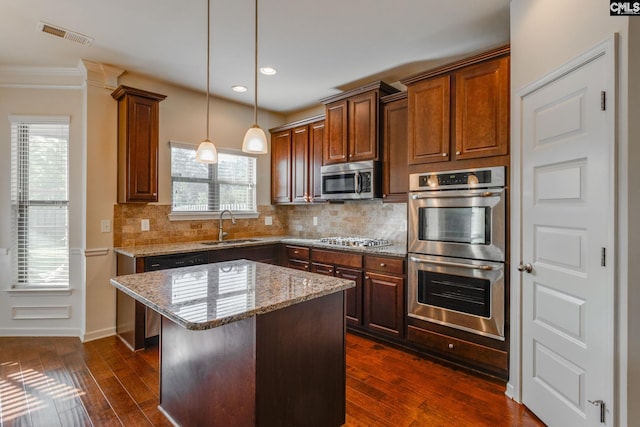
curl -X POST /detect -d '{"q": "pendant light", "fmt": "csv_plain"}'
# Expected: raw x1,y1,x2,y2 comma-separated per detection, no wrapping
242,0,268,154
195,0,218,163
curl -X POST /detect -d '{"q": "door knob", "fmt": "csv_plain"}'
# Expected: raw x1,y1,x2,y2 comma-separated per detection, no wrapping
518,263,533,273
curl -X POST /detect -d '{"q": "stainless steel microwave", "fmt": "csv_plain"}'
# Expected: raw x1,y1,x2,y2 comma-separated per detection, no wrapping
320,160,381,200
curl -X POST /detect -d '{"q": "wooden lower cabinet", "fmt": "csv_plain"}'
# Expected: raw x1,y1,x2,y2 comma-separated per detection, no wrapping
364,272,403,337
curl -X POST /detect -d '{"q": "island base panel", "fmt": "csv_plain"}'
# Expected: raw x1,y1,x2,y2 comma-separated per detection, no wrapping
257,291,346,427
159,291,346,427
160,317,257,426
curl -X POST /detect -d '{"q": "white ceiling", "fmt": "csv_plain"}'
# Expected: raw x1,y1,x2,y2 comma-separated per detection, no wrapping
1,0,510,114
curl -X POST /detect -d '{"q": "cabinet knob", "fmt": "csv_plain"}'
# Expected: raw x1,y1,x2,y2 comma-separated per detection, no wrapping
382,194,387,198
455,151,461,155
305,265,309,270
448,343,454,349
294,250,299,254
442,153,447,157
380,263,386,267
365,276,369,280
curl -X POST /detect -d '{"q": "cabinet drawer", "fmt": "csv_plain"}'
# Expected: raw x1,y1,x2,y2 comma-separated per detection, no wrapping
312,249,362,269
286,245,310,260
311,262,335,276
365,255,404,275
288,259,310,271
407,325,507,378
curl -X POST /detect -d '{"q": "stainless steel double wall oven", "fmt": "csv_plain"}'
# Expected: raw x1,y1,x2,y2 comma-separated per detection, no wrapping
408,166,506,341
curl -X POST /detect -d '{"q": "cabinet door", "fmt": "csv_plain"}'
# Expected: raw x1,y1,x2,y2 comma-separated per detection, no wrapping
324,100,348,165
336,267,363,326
271,130,292,204
454,56,509,160
291,125,310,203
364,272,404,337
382,97,408,202
120,95,160,202
349,91,378,162
309,120,325,201
407,75,451,164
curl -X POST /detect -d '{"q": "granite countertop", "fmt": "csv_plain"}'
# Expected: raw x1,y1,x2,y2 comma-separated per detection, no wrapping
110,259,355,331
114,235,407,258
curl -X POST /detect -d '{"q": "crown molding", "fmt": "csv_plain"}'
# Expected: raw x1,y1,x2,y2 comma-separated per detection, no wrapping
82,59,125,90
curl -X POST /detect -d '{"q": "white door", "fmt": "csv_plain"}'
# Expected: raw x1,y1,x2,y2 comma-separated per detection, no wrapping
520,42,615,426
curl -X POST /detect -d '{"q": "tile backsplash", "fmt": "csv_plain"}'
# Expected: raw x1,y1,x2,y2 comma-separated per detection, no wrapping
113,201,407,248
278,201,407,246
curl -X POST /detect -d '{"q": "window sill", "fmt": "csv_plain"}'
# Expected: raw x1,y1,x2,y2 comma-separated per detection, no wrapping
5,288,73,297
168,211,259,221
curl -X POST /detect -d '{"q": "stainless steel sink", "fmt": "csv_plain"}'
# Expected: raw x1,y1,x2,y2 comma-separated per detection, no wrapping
201,239,260,246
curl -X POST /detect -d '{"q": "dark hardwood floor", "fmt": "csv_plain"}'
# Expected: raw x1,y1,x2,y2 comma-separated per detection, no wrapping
0,333,544,426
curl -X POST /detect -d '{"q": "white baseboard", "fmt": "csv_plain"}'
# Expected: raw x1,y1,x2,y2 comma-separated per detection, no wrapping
505,382,519,402
82,326,116,343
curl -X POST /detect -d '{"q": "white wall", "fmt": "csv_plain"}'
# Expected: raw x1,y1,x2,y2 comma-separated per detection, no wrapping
510,1,639,425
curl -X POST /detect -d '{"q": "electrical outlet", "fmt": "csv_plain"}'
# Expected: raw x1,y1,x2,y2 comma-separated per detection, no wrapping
264,216,273,226
313,216,318,226
100,219,111,233
141,219,150,231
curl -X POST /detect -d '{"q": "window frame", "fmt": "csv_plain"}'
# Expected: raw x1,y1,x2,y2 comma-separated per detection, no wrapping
168,141,259,221
9,115,70,289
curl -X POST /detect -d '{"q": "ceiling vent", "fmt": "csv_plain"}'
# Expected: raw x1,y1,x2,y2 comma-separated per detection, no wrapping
37,21,94,47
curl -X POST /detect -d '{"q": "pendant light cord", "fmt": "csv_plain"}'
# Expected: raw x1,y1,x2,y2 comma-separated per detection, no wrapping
206,0,211,139
253,0,258,125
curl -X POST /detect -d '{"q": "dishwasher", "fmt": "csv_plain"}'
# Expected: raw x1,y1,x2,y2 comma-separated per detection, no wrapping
143,251,208,339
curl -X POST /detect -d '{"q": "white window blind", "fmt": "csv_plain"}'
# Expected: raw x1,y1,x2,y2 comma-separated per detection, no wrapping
10,116,70,288
170,143,257,213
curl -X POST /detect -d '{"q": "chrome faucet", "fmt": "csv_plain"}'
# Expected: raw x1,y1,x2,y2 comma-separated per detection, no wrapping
218,210,236,241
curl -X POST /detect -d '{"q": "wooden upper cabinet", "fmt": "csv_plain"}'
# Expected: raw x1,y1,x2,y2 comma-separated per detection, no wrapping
324,100,348,165
407,75,450,165
348,91,378,162
271,130,292,204
402,45,510,169
381,93,408,202
111,85,166,203
454,56,509,160
321,81,398,166
292,125,310,203
270,116,325,204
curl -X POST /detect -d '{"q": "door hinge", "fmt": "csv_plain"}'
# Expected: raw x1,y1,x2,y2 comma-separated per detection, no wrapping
601,247,606,267
588,399,606,423
601,91,606,111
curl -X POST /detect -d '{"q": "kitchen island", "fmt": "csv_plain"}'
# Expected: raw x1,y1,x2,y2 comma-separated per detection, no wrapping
110,259,355,427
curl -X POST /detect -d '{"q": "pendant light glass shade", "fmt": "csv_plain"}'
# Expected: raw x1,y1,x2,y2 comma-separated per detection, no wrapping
195,138,218,163
196,0,218,164
242,0,268,155
242,125,268,154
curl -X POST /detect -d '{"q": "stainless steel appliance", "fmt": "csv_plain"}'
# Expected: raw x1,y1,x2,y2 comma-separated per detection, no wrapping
407,166,506,340
320,160,381,200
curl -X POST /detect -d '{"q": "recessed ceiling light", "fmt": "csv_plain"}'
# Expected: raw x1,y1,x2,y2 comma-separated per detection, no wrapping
232,85,248,93
259,66,277,76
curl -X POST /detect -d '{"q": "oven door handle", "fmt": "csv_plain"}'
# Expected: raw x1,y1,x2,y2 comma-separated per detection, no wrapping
409,256,495,271
410,191,500,200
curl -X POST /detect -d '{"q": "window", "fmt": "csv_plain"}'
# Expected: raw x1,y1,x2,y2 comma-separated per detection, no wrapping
10,116,70,288
170,142,257,215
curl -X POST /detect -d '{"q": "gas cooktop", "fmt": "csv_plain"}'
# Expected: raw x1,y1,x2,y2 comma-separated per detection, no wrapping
318,237,392,247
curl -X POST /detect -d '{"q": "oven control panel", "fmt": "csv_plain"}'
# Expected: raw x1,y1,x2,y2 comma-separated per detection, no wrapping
410,166,505,191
